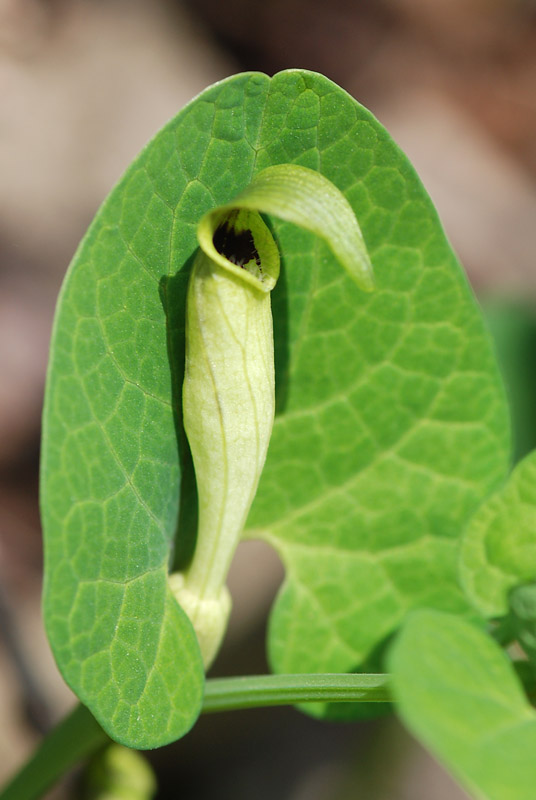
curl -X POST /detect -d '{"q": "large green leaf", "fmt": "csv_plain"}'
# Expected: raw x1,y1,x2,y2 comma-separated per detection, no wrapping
460,449,536,618
389,610,536,800
243,76,510,681
41,69,510,747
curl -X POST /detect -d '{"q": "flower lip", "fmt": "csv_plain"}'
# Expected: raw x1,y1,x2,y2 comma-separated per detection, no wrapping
213,212,264,282
198,207,279,293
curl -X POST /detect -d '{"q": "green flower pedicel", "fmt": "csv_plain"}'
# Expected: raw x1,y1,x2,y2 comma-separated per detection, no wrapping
169,165,374,666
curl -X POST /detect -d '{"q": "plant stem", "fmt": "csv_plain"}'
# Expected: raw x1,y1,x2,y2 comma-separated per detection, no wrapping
0,673,391,800
0,703,108,800
203,672,391,712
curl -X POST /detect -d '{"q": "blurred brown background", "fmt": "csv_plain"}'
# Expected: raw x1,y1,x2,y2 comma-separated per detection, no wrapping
0,0,535,797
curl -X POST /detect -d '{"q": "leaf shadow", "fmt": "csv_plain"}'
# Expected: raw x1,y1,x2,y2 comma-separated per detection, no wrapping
265,220,289,417
159,254,198,572
272,258,290,416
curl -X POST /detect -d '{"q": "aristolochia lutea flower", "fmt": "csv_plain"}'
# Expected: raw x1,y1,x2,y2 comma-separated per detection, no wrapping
169,165,373,667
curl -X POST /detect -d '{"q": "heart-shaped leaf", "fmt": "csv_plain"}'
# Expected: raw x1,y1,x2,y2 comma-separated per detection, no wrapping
41,69,510,747
389,610,536,800
242,75,510,687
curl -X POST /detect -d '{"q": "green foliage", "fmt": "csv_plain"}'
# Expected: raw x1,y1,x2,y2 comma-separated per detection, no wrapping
83,745,156,800
389,610,536,800
484,300,536,462
508,583,536,668
246,77,510,684
460,449,536,618
41,68,510,754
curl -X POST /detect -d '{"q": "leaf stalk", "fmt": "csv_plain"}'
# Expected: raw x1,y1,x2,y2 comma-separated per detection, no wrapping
0,673,390,800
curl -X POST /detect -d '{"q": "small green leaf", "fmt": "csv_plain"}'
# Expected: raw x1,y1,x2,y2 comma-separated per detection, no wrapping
460,449,536,618
388,610,536,800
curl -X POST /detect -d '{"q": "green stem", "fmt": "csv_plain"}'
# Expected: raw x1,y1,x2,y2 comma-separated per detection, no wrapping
0,703,109,800
0,673,391,800
203,672,391,712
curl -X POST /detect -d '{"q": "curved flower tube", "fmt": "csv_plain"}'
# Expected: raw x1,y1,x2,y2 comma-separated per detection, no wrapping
169,165,373,666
